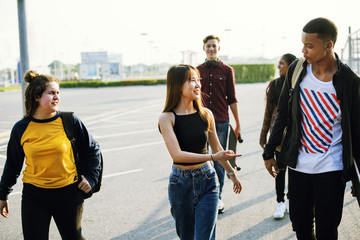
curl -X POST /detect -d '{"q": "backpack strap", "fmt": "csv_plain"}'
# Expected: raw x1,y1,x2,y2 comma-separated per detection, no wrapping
61,111,81,182
291,58,305,88
62,112,74,140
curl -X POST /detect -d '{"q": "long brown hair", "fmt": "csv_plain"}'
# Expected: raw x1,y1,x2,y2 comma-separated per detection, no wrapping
23,70,60,118
163,64,211,130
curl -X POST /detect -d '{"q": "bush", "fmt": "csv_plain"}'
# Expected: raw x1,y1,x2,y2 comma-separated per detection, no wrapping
60,79,167,88
57,64,275,89
230,64,276,83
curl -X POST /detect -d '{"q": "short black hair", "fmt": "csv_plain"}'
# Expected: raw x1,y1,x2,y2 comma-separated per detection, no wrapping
303,17,337,45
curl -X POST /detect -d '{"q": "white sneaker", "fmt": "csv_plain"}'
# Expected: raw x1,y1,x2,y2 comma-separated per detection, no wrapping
218,199,225,214
285,199,289,213
273,202,286,219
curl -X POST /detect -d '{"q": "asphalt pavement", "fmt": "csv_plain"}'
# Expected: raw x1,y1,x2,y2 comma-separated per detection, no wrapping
0,83,359,240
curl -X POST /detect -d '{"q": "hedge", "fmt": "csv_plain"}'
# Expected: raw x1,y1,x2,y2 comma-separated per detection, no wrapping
0,64,276,90
60,79,167,88
230,63,276,83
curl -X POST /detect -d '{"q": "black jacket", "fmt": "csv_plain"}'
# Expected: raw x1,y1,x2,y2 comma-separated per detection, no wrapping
263,54,360,182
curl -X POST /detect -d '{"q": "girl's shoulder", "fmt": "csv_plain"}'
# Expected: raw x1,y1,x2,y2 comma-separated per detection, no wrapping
159,111,175,123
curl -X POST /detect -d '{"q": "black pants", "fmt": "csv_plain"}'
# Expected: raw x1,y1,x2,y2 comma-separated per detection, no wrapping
288,169,345,240
22,183,84,240
275,151,287,203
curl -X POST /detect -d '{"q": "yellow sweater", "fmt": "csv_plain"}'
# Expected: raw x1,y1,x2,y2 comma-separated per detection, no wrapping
21,117,77,188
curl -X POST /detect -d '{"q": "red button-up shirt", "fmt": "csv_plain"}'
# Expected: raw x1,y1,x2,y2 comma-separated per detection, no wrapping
197,61,237,122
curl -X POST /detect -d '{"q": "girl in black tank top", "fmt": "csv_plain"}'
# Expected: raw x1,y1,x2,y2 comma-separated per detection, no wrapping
158,64,242,239
171,110,208,166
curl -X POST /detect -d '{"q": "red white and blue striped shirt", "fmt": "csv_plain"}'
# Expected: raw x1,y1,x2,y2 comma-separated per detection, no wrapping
295,64,343,174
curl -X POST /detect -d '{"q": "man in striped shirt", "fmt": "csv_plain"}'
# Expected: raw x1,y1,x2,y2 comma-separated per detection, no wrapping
263,18,360,239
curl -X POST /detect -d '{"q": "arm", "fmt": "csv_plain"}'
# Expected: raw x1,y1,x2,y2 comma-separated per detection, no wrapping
227,66,241,139
263,65,294,160
73,114,101,189
207,109,242,194
351,76,360,197
229,102,241,139
0,121,26,201
262,63,296,177
0,121,27,217
259,81,276,148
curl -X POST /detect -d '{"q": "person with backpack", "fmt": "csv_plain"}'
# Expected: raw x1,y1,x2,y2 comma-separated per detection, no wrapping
262,18,360,239
259,53,296,219
0,70,101,240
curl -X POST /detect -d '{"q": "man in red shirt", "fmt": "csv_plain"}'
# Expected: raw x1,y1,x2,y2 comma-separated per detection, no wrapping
197,35,242,213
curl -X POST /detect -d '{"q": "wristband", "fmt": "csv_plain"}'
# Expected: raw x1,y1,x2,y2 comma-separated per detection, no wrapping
227,171,235,176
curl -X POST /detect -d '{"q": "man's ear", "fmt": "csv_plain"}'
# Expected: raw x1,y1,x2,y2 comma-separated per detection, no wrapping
218,45,221,51
326,40,334,50
203,45,205,51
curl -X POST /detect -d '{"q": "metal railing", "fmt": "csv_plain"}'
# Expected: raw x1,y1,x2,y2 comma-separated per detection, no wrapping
341,27,360,74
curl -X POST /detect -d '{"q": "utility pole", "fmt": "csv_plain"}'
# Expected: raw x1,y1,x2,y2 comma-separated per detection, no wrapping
17,0,29,114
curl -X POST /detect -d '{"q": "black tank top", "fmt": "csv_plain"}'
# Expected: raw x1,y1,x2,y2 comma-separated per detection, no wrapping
172,110,208,166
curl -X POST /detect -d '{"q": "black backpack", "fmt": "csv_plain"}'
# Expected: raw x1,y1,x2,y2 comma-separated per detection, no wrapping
61,111,103,199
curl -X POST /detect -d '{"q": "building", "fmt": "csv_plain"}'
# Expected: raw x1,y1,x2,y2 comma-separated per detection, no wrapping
79,51,124,80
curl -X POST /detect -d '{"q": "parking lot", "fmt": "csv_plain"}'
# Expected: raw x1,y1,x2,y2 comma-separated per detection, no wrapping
0,83,359,239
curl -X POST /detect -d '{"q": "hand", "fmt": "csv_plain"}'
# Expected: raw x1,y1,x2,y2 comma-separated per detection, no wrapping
213,150,241,161
0,200,9,218
78,175,92,194
234,125,241,140
264,158,279,178
230,175,242,194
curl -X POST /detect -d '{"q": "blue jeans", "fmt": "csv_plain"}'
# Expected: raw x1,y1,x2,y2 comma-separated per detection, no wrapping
214,120,229,200
168,162,219,240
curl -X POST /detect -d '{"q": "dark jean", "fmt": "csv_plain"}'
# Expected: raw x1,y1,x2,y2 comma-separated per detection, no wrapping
288,169,345,240
214,120,229,200
275,151,288,203
168,162,219,240
22,183,84,240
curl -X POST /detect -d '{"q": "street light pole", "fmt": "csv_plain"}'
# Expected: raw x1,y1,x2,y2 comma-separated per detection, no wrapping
17,0,30,114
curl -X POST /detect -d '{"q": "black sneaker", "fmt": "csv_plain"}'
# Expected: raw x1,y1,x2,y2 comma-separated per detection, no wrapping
218,200,225,214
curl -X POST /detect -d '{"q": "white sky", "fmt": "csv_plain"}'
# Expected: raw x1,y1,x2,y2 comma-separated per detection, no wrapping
1,0,360,71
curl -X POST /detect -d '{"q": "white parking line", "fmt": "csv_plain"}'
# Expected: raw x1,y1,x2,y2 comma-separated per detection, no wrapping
8,168,144,197
85,100,162,126
0,154,6,159
103,168,143,179
94,129,156,139
102,141,163,153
